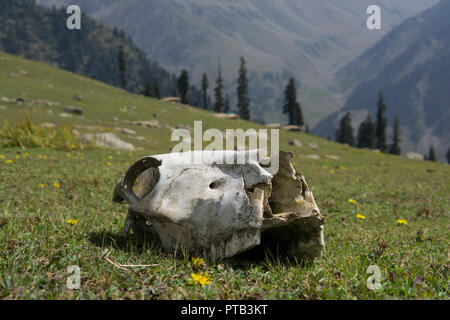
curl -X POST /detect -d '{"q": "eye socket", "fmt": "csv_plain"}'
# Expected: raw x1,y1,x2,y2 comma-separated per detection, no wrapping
209,181,220,189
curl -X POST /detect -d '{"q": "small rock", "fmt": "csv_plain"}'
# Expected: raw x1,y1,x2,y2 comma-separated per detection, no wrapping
405,152,424,161
40,122,56,129
265,123,281,129
45,110,54,115
305,154,320,160
64,105,83,116
281,125,302,132
161,97,181,104
288,139,302,147
308,142,319,150
215,113,239,120
115,127,136,135
325,155,340,160
0,105,6,110
80,133,135,150
73,94,83,101
75,125,99,131
59,113,73,118
119,105,138,113
16,97,26,103
131,120,161,128
131,136,146,141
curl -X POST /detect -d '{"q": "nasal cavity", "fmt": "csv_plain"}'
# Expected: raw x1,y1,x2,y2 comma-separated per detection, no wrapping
209,181,220,189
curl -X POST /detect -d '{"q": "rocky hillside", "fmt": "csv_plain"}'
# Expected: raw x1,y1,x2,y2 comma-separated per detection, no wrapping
315,0,450,160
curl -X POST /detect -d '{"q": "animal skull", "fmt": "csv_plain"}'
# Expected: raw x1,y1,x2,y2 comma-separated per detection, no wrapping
113,150,324,260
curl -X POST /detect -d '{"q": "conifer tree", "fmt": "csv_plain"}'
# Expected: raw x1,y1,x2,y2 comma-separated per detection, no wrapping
117,45,127,89
357,115,375,149
153,78,161,99
214,62,224,113
446,147,450,164
375,91,388,152
237,57,250,120
389,117,401,155
283,78,304,127
143,83,154,97
177,69,190,104
336,112,355,146
201,73,209,109
428,145,437,162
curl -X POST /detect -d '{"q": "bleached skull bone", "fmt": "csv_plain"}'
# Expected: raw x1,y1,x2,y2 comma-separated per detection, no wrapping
113,150,324,260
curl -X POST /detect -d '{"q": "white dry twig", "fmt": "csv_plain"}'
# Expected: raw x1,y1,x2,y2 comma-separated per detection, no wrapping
102,250,158,271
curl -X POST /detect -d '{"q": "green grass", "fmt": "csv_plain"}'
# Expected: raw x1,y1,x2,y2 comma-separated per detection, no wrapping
0,52,448,299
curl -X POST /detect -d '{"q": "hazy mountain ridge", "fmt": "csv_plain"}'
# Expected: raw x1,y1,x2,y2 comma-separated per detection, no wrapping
315,0,449,160
37,0,439,126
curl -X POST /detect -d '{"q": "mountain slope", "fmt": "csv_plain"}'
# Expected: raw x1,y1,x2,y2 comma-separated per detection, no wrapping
37,0,439,126
0,0,179,96
315,0,450,160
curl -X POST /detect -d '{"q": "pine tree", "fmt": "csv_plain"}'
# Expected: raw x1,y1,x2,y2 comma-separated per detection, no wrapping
283,78,304,127
389,117,401,155
153,78,161,99
117,45,127,89
428,145,437,162
357,115,375,149
177,69,190,104
201,73,209,109
375,91,388,152
446,147,450,164
224,94,231,113
336,112,355,146
237,57,250,120
214,62,224,113
143,83,154,97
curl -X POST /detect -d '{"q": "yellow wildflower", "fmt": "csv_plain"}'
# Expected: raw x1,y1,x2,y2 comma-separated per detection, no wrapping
15,155,20,159
38,184,45,188
66,219,78,225
5,160,13,164
348,199,357,204
38,155,43,159
71,144,76,149
108,155,113,159
24,152,29,156
356,214,366,220
43,155,47,160
107,162,112,166
396,219,408,225
66,153,71,157
117,151,121,156
192,257,204,272
53,182,60,188
329,170,334,174
188,273,211,286
0,155,4,159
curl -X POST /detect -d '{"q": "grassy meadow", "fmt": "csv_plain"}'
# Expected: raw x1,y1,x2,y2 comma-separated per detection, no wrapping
0,52,448,299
